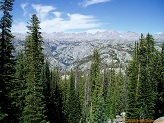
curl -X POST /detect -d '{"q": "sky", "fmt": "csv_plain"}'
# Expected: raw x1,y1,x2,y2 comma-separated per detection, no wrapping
10,0,164,34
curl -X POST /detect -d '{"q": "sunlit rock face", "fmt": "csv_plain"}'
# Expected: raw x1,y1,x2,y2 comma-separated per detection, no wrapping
12,31,164,70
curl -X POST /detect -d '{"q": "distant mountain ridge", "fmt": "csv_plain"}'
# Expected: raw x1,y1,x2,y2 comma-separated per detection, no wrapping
12,30,164,70
13,30,164,42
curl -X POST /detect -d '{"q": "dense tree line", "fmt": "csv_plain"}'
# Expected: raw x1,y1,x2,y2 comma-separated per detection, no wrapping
126,34,164,122
0,0,163,123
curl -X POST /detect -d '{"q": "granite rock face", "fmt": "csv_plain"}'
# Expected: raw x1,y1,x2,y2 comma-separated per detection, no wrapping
154,117,164,123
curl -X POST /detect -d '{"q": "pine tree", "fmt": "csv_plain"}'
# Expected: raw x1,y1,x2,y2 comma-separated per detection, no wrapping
154,43,164,118
103,68,109,103
59,71,69,123
92,95,107,123
0,0,18,122
138,34,157,120
81,70,90,123
115,63,126,114
106,59,117,122
89,49,107,123
126,34,158,122
49,67,66,123
68,70,81,123
12,51,26,122
75,70,85,122
22,14,47,123
126,41,141,122
41,61,51,122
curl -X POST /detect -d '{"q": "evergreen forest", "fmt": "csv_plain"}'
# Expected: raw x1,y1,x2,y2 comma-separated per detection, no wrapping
0,0,163,123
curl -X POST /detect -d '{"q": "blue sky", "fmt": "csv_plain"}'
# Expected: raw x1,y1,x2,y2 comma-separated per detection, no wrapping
11,0,164,34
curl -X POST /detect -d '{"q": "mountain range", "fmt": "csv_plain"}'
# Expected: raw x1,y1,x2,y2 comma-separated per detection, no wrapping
12,30,164,71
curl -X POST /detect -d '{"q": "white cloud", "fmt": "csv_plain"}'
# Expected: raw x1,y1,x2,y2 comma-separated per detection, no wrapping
81,0,111,7
12,4,102,33
40,13,101,33
12,22,27,34
53,11,62,18
21,3,28,16
32,4,56,20
65,13,100,29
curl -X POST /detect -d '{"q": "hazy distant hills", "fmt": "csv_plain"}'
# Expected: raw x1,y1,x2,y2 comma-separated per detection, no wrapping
12,30,164,70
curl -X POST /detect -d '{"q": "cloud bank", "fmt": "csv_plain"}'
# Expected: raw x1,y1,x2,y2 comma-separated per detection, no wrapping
12,4,102,33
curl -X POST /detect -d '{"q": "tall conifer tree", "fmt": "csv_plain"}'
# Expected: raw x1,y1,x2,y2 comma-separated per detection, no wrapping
66,70,81,123
115,64,126,114
127,34,158,122
22,14,47,123
0,0,18,122
41,61,51,122
103,68,109,103
137,34,157,120
49,67,66,123
106,59,117,122
89,49,107,123
12,51,26,122
154,43,164,118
